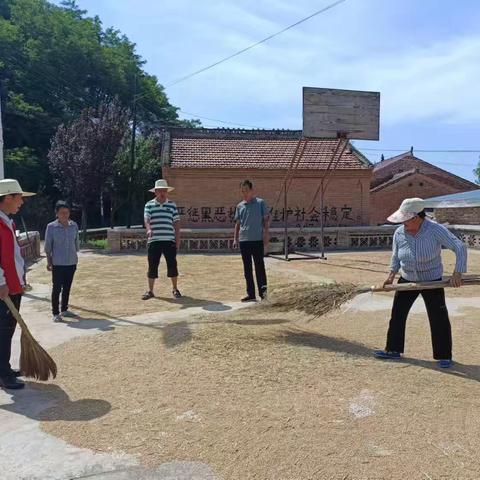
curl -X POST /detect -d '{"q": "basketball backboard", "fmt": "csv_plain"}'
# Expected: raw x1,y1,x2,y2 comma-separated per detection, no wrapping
303,87,380,140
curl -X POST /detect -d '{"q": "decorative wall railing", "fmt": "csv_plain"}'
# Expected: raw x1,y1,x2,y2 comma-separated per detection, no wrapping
107,226,398,253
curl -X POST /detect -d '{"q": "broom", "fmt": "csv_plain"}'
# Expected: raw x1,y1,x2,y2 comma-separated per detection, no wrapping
264,274,480,319
4,297,57,381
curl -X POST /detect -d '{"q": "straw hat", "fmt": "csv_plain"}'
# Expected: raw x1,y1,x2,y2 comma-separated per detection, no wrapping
387,198,425,223
0,179,35,197
148,179,174,193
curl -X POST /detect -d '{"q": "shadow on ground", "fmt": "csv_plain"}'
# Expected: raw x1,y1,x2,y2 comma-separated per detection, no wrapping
0,382,111,421
277,327,480,383
151,295,232,312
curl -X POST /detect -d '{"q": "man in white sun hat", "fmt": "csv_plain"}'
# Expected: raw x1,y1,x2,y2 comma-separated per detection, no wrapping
0,179,35,390
142,179,181,300
374,197,467,368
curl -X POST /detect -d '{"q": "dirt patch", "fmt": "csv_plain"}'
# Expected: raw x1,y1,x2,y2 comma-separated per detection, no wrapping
41,304,480,479
27,254,290,319
275,250,480,291
27,251,480,319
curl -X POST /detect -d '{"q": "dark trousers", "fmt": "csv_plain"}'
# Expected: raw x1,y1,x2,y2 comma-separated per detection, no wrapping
52,265,77,315
386,277,452,360
240,241,267,298
147,241,178,279
0,294,22,377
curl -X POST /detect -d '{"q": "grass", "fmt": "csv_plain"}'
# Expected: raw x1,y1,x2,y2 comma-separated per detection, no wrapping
82,239,107,249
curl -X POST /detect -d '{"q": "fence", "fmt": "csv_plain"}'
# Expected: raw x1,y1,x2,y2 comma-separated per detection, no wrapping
107,226,398,253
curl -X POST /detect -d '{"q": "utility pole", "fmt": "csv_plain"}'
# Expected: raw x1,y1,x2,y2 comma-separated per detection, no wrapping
0,85,5,179
126,74,137,228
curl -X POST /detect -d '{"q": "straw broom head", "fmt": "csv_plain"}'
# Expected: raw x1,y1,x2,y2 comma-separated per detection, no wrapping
4,297,57,381
263,276,480,320
263,282,359,319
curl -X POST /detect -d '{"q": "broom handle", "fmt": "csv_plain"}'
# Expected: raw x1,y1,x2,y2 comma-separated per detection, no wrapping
363,276,480,293
3,296,30,332
357,275,480,293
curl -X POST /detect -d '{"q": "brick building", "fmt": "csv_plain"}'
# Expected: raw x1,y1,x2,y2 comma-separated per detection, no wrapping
370,151,479,225
425,190,480,226
160,128,373,229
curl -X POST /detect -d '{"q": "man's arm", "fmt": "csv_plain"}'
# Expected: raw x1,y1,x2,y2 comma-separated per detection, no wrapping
44,224,54,271
174,220,181,249
263,214,270,250
75,224,80,252
233,221,240,249
144,204,152,239
0,267,8,300
261,200,270,250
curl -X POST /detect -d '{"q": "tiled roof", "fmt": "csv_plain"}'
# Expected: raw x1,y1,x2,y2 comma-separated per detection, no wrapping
370,169,417,192
372,152,413,171
164,129,371,170
372,151,478,189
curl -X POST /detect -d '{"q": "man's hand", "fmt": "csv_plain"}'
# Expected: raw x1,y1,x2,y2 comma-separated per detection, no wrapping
450,272,462,288
146,229,153,239
0,284,9,300
47,263,53,272
233,239,239,249
383,273,396,289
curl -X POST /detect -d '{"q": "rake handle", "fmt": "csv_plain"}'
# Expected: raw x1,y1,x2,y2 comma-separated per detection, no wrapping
360,276,480,293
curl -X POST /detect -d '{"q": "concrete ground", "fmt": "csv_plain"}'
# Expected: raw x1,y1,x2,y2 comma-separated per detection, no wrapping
1,250,480,479
0,277,243,480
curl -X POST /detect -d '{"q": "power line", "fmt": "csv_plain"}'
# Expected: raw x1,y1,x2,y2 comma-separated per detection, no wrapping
178,110,265,129
361,147,480,153
166,0,347,87
5,47,479,160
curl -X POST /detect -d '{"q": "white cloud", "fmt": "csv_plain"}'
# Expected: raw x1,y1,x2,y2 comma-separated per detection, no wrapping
64,0,480,129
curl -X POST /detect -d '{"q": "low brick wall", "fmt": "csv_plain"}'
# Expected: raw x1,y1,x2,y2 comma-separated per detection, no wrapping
107,226,397,253
108,224,480,253
18,231,41,261
434,207,480,226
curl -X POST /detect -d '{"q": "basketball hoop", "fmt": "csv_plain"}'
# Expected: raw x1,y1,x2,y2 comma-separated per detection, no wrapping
269,87,380,262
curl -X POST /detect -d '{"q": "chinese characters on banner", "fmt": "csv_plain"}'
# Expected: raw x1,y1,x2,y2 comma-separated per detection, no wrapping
178,205,356,226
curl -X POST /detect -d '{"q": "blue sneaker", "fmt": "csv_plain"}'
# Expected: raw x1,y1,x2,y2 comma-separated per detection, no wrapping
373,350,401,360
438,359,453,368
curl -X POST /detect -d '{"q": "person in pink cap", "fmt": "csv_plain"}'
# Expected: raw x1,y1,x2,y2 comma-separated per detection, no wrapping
374,198,467,368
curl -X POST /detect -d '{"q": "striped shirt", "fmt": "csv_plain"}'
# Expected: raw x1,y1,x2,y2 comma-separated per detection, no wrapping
390,219,467,282
144,199,179,243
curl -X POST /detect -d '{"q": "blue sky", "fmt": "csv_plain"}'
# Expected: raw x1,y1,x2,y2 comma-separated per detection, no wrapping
55,0,480,181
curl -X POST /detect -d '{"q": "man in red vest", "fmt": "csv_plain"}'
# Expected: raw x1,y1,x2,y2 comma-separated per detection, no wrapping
0,179,35,390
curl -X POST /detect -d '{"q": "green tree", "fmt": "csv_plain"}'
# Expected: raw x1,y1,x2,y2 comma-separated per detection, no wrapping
0,0,198,229
48,100,129,240
110,134,162,227
474,161,480,184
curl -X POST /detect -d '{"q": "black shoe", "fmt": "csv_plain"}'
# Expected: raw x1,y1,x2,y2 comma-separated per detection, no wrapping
241,296,257,302
142,291,154,300
10,369,22,378
0,375,25,390
172,289,182,299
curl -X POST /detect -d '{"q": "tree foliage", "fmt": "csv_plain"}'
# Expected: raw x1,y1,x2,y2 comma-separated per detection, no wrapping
110,134,162,226
474,162,480,184
48,100,129,237
0,0,198,228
